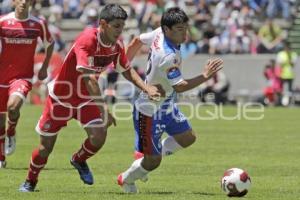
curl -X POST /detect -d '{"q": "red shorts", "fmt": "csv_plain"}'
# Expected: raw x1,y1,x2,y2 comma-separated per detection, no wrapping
36,96,102,136
0,79,32,112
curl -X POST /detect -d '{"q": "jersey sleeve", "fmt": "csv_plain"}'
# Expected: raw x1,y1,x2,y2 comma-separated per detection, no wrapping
39,19,53,48
160,54,184,86
113,40,130,73
74,34,98,72
139,28,161,46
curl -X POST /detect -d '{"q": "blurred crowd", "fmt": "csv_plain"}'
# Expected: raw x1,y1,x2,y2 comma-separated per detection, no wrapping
0,0,298,56
0,0,299,106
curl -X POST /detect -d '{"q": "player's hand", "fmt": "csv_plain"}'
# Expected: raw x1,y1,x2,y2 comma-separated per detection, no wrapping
146,84,165,101
203,58,223,79
38,66,48,80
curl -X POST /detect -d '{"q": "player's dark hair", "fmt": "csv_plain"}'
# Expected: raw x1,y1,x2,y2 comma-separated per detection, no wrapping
99,4,128,23
161,7,189,33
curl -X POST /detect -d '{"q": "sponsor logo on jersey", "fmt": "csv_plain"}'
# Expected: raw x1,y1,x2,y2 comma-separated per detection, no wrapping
4,38,33,44
167,67,181,80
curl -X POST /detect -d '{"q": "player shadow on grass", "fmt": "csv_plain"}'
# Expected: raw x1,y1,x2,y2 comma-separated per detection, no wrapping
106,191,218,196
191,191,219,196
101,190,175,195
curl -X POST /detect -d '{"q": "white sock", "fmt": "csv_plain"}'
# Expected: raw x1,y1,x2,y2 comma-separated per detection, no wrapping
122,158,149,184
161,136,183,156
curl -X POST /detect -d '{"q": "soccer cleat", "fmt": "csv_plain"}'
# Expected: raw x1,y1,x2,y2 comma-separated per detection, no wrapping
117,173,138,193
133,151,148,182
70,159,94,185
19,181,36,192
0,160,6,168
5,136,16,155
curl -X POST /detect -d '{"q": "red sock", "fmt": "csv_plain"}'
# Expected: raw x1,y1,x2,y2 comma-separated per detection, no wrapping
26,148,48,183
6,118,18,137
72,139,99,162
0,127,5,161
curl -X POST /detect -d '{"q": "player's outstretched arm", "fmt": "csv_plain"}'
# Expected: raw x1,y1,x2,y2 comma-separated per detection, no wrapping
122,68,165,101
38,41,55,80
81,69,116,128
126,36,144,61
126,28,158,61
173,58,223,93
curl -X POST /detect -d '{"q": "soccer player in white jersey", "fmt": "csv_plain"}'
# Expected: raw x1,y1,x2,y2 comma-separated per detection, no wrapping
117,7,223,193
0,0,54,168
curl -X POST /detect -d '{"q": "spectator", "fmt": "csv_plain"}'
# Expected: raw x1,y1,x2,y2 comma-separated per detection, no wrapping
181,26,201,58
80,8,99,28
257,18,284,53
248,0,268,15
226,10,253,53
267,0,291,19
212,0,233,28
165,0,187,11
209,29,230,54
193,0,212,29
0,0,13,15
263,59,282,105
198,70,230,104
150,0,166,29
54,0,89,19
276,42,298,96
197,23,216,53
131,0,156,33
49,4,63,23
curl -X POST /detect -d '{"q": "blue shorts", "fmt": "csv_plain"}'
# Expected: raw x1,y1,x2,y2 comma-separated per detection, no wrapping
133,105,192,155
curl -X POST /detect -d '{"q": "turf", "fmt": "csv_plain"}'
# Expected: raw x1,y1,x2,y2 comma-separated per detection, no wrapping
0,104,299,199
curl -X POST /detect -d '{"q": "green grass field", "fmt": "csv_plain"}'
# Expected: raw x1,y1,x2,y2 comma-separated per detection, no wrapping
0,105,299,200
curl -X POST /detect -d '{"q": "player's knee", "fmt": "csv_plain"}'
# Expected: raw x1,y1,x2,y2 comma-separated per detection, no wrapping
185,132,196,147
179,131,197,148
142,155,162,171
89,132,107,149
7,103,20,116
39,137,56,157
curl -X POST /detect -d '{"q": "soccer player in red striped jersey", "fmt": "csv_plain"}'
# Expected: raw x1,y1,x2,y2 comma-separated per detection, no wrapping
0,0,54,168
19,4,163,192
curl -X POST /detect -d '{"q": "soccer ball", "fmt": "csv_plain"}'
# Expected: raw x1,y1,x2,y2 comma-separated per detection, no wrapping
221,168,251,197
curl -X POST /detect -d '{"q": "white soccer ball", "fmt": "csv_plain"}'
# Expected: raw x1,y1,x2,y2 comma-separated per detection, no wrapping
221,168,251,197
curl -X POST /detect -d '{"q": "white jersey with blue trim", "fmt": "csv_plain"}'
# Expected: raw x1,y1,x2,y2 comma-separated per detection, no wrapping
135,28,184,116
